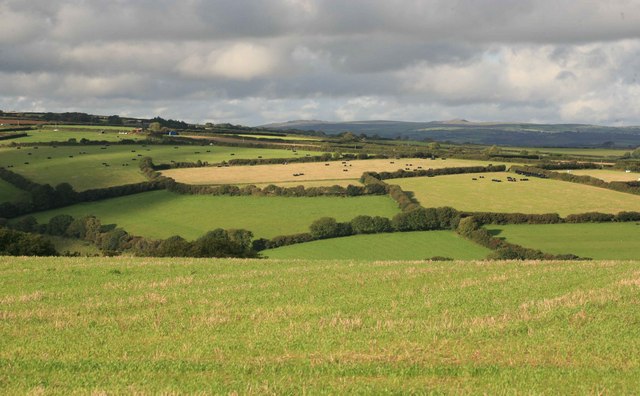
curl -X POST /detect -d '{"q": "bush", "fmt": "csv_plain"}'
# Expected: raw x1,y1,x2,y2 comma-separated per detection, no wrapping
565,212,615,223
309,217,352,239
0,227,57,256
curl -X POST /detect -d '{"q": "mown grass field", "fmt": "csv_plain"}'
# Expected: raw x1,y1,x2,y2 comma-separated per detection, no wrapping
263,231,491,260
389,172,640,216
488,222,640,260
0,179,29,203
24,191,400,239
0,145,320,190
162,158,507,186
1,257,639,394
565,168,640,182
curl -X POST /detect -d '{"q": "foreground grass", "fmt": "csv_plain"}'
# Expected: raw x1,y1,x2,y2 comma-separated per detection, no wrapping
263,231,490,260
389,172,640,216
489,222,640,260
25,191,400,239
1,257,639,394
0,179,29,203
0,145,320,190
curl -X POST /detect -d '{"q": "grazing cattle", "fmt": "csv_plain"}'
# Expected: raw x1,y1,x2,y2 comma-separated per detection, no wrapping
325,163,330,166
472,178,477,180
27,153,32,155
24,162,29,165
47,157,52,159
390,161,395,164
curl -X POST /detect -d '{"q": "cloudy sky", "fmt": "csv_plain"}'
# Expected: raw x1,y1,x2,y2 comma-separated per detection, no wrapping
1,0,640,125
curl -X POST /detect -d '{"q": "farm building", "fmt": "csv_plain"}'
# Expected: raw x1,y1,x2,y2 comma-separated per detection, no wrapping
167,131,179,136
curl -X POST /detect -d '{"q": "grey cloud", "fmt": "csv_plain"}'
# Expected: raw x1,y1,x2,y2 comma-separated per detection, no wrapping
1,0,640,125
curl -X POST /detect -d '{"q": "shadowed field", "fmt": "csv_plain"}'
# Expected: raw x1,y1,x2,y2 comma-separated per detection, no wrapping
0,179,29,203
1,257,639,394
0,145,320,191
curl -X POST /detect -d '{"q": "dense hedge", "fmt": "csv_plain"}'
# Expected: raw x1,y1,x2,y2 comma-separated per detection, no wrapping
0,226,57,256
258,208,460,251
12,214,257,258
536,161,601,170
368,165,506,181
455,217,584,260
465,212,562,225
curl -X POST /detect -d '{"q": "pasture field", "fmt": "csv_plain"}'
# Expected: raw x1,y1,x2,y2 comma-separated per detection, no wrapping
488,223,640,260
2,129,142,144
0,145,320,191
42,124,137,131
1,257,640,394
564,168,640,182
23,191,400,239
263,231,491,260
162,158,507,186
501,146,629,158
389,172,640,216
0,179,29,203
222,133,320,141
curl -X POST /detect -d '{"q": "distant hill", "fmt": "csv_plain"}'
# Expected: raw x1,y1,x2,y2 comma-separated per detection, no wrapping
261,120,640,148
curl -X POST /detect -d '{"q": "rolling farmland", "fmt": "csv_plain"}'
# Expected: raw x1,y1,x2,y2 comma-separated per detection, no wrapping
23,191,400,239
0,145,321,190
162,158,506,186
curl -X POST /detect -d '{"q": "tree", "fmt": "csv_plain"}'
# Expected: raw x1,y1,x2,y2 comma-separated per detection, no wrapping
46,214,74,236
632,147,640,159
148,122,162,132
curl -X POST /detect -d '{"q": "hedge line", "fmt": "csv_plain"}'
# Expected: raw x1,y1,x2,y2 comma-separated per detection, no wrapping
367,164,507,181
455,217,585,260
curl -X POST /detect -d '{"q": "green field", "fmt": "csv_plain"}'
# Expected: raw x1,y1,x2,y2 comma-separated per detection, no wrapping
3,129,142,144
24,191,400,239
501,146,629,158
0,179,29,203
222,133,320,141
389,172,640,216
0,145,320,191
489,222,640,259
44,124,137,131
264,231,490,260
1,257,639,393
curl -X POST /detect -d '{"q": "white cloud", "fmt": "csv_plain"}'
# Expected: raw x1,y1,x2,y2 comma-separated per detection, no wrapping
178,43,280,80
